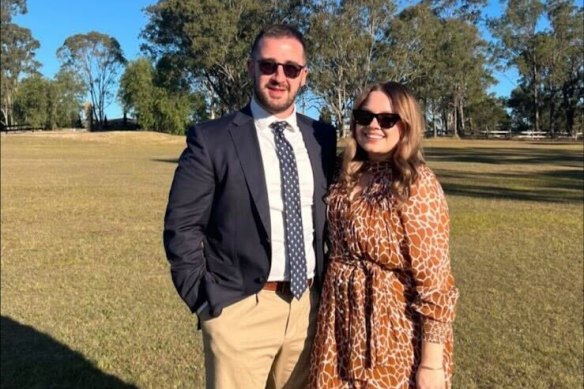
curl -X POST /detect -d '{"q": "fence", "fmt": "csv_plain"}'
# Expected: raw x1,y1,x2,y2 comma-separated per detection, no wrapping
1,123,44,133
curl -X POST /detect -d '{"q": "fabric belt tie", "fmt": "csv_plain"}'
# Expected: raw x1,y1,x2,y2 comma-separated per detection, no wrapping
333,257,397,381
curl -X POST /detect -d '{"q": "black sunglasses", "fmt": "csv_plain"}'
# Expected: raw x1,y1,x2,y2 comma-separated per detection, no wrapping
256,60,306,79
353,109,401,129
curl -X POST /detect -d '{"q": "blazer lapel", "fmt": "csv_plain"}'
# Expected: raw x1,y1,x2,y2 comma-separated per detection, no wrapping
229,108,271,238
298,116,326,192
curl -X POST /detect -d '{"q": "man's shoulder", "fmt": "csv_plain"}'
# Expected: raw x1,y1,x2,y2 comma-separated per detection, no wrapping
297,112,335,132
187,107,252,136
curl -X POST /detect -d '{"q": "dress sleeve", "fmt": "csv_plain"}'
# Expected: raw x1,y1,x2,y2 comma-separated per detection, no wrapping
399,166,459,344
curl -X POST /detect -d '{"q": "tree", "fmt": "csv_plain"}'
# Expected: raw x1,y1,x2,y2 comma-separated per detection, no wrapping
0,0,26,24
141,0,307,115
545,0,583,136
12,69,85,130
386,3,440,84
0,0,40,125
57,32,126,130
13,74,50,128
118,58,157,128
386,4,443,135
118,57,206,134
491,0,582,136
389,2,493,137
429,0,488,23
434,18,494,137
466,96,511,135
489,0,546,133
52,69,86,128
507,85,534,132
306,0,396,136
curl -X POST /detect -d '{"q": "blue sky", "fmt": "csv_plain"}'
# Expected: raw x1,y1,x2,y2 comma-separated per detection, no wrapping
14,0,519,119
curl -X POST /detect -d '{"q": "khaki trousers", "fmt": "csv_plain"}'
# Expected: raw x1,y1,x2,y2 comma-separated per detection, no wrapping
199,286,318,389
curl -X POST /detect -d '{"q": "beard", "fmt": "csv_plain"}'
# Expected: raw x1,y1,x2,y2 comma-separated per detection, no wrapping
253,79,298,115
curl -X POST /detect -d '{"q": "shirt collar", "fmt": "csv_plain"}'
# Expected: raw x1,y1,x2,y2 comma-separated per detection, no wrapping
250,97,299,133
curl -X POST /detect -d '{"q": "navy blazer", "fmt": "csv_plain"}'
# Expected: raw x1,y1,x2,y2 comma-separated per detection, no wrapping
163,105,337,316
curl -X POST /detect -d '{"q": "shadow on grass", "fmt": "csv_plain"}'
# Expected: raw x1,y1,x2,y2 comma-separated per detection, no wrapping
435,169,583,203
152,147,583,203
426,147,583,168
426,147,584,203
1,316,137,389
152,158,179,164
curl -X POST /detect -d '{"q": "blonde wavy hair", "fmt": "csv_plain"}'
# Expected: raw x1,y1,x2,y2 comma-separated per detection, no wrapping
340,81,426,203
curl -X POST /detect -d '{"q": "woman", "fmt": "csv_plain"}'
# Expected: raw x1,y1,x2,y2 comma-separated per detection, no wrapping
310,82,459,389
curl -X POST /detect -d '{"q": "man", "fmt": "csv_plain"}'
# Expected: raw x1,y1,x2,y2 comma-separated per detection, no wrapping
163,24,337,389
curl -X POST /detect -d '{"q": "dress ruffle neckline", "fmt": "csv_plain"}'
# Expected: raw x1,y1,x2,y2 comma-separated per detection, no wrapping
363,160,393,175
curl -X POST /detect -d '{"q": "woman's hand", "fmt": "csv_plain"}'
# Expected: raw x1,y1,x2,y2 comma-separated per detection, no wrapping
416,366,445,389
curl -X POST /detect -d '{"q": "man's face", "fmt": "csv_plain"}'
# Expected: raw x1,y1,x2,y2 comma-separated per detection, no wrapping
248,36,307,118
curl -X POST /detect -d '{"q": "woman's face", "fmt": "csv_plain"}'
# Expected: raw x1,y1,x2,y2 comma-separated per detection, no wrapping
354,91,402,162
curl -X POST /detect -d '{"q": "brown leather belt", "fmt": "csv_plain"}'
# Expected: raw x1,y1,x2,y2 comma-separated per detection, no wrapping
263,279,314,294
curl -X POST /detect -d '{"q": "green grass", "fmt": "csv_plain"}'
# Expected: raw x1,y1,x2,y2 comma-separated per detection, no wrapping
1,132,582,388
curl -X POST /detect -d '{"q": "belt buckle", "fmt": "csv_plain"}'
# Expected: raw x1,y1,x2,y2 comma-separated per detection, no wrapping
276,281,289,294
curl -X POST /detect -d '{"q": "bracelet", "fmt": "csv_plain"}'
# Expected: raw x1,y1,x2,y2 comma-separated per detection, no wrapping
418,365,444,371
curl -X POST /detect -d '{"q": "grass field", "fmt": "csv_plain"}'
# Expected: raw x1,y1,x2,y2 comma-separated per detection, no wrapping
1,131,582,388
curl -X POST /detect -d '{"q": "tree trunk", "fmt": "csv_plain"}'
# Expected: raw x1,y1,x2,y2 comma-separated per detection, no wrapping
335,111,344,139
532,62,540,133
562,82,576,136
458,96,466,137
432,103,437,137
442,110,449,136
452,98,459,138
548,93,556,137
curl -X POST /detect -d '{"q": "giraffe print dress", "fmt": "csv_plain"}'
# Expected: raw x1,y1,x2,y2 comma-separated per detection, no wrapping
310,162,459,389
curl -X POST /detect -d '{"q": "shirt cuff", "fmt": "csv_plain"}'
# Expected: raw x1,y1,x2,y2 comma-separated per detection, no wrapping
422,318,450,344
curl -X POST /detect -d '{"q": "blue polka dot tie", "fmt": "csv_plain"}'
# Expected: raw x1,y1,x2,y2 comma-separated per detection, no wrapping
270,121,307,299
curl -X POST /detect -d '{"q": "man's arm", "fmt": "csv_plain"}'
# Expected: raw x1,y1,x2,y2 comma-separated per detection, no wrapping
163,126,215,312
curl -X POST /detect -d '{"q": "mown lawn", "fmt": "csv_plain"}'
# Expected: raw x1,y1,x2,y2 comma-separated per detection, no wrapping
1,131,582,388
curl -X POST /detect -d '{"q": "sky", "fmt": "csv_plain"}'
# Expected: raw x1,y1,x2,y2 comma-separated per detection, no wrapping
14,0,520,119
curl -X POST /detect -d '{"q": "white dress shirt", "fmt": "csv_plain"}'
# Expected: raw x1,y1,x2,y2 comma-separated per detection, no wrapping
250,98,315,282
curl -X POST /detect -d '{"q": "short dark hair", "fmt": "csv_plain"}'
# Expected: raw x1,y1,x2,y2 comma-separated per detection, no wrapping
250,24,306,60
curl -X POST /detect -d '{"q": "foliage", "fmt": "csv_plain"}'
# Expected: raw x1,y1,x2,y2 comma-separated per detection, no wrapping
0,0,39,126
52,69,87,128
465,96,511,134
118,57,205,134
429,0,488,23
389,3,495,137
12,73,51,128
118,58,156,127
435,19,494,136
544,0,584,135
305,0,396,136
0,0,26,24
489,0,547,133
96,0,580,137
57,31,126,130
5,0,583,136
141,0,305,115
12,70,86,130
490,0,583,136
507,86,534,132
150,89,199,135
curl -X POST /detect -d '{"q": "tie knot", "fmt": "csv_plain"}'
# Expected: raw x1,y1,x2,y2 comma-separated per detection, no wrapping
270,121,288,135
